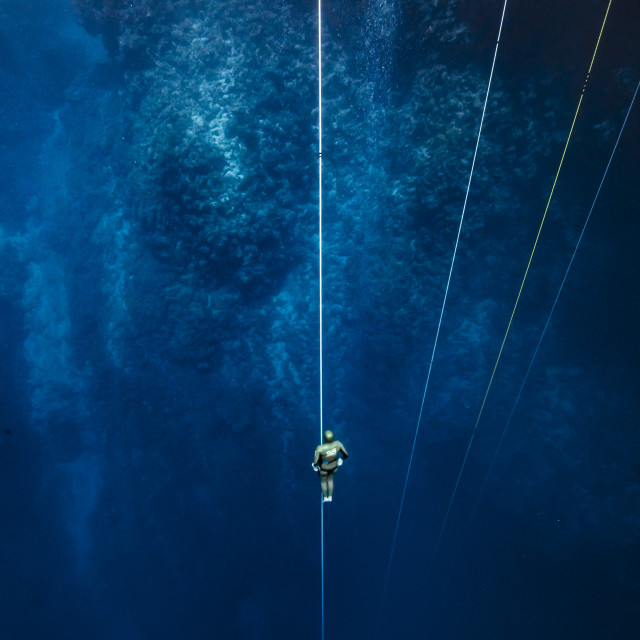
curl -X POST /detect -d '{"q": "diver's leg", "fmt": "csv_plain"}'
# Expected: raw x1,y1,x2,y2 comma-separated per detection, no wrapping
320,475,328,500
328,475,334,500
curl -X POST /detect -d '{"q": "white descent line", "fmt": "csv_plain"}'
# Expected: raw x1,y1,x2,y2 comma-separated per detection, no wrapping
318,0,323,445
430,0,614,567
318,0,325,639
378,0,510,618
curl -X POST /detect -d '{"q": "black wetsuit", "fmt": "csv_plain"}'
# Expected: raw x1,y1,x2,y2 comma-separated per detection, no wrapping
314,441,348,476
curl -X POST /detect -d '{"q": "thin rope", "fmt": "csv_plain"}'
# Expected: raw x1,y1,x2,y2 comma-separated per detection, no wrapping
321,498,325,640
429,0,613,565
318,0,323,447
318,0,324,639
378,0,510,614
468,73,639,531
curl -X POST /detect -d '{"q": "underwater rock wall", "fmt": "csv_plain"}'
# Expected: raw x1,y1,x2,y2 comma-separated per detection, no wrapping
41,0,577,439
3,0,621,536
2,0,639,635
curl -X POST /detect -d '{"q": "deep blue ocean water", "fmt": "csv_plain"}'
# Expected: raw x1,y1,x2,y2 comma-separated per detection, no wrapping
1,1,639,638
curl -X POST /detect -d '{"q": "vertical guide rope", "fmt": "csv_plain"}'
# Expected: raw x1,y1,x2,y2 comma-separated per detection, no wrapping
429,0,613,565
378,0,509,616
318,1,324,640
318,0,323,445
467,74,640,534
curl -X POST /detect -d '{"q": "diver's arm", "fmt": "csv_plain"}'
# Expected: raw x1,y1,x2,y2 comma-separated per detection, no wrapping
312,447,320,471
338,441,348,459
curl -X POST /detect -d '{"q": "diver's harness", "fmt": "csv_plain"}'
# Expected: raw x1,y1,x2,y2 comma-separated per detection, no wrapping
314,447,342,474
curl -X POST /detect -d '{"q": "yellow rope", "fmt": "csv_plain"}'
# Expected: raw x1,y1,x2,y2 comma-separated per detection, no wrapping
431,0,613,560
473,0,612,435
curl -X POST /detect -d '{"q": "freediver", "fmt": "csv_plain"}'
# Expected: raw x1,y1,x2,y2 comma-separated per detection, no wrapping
312,430,348,503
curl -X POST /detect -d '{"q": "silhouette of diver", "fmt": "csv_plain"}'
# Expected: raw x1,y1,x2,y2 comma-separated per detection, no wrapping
312,430,348,503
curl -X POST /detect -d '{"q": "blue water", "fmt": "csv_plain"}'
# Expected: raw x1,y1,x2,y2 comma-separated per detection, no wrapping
1,1,639,638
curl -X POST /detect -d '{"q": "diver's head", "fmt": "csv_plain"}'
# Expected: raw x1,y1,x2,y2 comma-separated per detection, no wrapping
324,430,334,443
